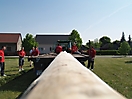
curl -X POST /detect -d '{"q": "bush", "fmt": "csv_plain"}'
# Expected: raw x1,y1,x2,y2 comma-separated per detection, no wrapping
96,50,119,55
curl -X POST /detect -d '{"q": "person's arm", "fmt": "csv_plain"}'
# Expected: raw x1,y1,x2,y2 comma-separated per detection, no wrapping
37,50,40,56
18,51,21,57
76,46,78,52
0,51,2,59
93,50,96,57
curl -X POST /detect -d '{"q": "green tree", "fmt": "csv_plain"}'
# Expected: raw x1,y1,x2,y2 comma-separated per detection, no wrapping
112,40,120,45
86,39,101,49
118,41,131,55
99,36,111,47
68,29,82,48
112,40,120,50
22,33,38,53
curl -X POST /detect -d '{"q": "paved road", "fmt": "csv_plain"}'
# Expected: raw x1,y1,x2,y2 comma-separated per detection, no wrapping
5,56,28,58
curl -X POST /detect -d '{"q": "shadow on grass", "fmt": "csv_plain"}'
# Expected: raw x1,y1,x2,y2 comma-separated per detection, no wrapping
111,57,123,58
125,61,132,64
5,69,20,72
0,69,38,99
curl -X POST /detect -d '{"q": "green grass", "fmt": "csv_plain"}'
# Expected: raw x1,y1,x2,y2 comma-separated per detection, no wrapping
0,57,132,99
0,58,37,99
92,57,132,98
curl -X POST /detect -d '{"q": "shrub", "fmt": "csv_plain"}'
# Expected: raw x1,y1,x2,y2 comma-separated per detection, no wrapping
96,50,119,55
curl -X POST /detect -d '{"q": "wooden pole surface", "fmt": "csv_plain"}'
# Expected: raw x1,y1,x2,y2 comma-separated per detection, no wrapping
21,52,126,99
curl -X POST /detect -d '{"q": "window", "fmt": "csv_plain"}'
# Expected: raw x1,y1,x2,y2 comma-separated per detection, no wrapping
6,47,11,51
39,47,43,51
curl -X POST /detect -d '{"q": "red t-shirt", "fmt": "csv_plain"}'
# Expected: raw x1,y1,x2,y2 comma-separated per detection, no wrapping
71,45,78,53
19,50,26,57
55,46,62,54
87,48,96,58
0,50,5,62
31,49,39,56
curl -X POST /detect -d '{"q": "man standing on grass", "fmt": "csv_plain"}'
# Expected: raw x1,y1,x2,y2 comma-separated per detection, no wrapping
29,47,35,67
87,46,96,71
18,47,26,72
0,46,6,76
30,46,40,75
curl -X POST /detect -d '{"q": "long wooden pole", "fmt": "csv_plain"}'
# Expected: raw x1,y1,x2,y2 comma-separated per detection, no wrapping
21,52,126,99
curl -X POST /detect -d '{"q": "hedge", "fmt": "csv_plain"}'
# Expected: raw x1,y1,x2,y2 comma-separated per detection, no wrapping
96,50,119,55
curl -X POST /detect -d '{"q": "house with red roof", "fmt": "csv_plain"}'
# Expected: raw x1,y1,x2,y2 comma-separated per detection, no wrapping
0,33,22,55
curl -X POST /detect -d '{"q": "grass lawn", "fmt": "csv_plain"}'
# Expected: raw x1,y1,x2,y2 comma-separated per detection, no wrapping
92,57,132,99
0,56,132,99
0,58,37,99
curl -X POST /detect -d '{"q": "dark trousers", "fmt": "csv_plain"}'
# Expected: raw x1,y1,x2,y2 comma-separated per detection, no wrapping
0,62,5,76
87,59,94,69
19,57,24,66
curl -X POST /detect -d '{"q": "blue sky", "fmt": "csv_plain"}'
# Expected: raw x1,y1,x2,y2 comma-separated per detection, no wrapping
0,0,132,44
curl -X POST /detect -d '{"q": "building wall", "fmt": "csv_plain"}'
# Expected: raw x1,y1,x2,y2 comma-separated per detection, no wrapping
0,43,17,55
17,36,22,51
38,44,54,54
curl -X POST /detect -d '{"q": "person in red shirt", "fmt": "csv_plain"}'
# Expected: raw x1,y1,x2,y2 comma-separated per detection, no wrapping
31,46,40,56
55,44,62,54
87,46,96,70
18,47,26,71
71,43,78,54
0,46,6,76
71,42,81,54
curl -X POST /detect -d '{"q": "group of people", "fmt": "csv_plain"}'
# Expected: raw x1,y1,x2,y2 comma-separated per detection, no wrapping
18,46,40,71
0,43,96,77
55,42,80,54
29,46,40,67
87,46,96,71
55,42,96,71
0,46,40,77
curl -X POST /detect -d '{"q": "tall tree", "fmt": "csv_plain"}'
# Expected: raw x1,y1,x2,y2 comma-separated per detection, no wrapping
22,33,38,53
120,32,126,43
128,35,131,45
68,29,82,48
118,41,131,55
99,36,111,47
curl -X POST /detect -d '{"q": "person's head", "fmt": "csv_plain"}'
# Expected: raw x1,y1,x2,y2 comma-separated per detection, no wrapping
89,46,93,49
34,46,38,50
21,47,24,50
73,42,76,46
1,46,6,51
32,47,35,50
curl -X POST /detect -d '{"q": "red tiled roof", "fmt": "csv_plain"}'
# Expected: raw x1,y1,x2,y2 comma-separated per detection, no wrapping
0,33,22,43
